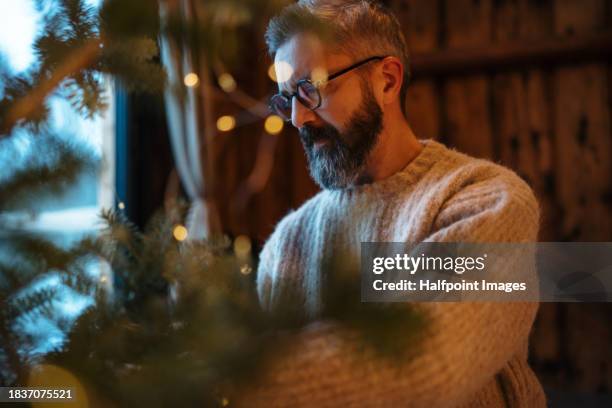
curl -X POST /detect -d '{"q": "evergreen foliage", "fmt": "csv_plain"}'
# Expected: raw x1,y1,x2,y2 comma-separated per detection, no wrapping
0,1,425,404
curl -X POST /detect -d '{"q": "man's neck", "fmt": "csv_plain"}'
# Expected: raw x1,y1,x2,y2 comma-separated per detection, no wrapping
359,118,423,183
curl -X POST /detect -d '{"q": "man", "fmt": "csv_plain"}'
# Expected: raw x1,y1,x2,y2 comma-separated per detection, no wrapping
245,1,546,406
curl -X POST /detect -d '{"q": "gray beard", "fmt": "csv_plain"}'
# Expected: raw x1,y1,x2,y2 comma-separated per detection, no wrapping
299,86,383,190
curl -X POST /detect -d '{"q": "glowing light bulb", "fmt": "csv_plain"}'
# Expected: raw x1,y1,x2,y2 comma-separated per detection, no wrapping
218,73,237,92
264,115,284,135
173,224,188,241
233,235,252,257
184,72,199,87
118,202,125,210
216,115,236,132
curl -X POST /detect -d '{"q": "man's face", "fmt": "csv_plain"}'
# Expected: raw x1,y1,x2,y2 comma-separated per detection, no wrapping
274,34,383,189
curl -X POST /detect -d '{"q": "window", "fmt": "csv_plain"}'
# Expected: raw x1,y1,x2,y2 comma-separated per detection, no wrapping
0,0,114,357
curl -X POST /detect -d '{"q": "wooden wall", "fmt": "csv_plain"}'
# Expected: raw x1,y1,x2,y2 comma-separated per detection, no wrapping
210,0,611,395
392,1,612,394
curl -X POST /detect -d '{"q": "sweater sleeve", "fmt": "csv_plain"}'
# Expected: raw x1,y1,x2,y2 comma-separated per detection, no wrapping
239,172,541,408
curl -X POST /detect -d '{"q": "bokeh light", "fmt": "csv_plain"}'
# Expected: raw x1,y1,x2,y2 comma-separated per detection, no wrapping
183,72,199,87
173,224,188,241
240,264,252,275
216,115,236,132
311,66,328,85
264,115,284,135
267,64,277,82
28,364,89,408
233,235,252,257
272,61,293,83
218,73,236,92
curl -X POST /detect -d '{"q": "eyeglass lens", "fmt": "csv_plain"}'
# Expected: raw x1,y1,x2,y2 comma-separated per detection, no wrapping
271,82,321,121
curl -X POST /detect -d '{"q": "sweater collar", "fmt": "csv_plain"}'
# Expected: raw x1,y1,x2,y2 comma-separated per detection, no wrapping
331,138,446,195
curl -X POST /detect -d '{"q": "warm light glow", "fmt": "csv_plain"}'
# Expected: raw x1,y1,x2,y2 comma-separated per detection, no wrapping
218,73,236,92
264,115,284,135
311,66,328,86
221,397,229,407
118,201,125,210
183,72,199,87
100,275,108,283
273,61,293,83
233,235,252,257
240,264,252,275
267,64,277,82
173,224,188,241
28,364,88,408
216,115,236,132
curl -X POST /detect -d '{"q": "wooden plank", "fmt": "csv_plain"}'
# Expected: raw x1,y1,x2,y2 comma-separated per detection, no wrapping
524,70,558,241
398,0,441,140
566,304,612,392
492,0,559,241
531,303,561,361
554,64,611,240
443,0,494,159
406,81,440,140
553,0,611,394
554,0,611,242
410,31,612,78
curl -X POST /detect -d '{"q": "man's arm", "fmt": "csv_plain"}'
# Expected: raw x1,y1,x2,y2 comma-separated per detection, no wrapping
241,175,541,408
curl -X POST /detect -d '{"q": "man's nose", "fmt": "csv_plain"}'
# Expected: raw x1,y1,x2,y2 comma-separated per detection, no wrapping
291,96,316,129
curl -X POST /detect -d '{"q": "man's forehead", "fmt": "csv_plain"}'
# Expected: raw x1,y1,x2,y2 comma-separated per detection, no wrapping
273,33,347,89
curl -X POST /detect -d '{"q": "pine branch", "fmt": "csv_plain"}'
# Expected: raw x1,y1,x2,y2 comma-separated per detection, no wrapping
0,135,97,211
0,39,102,137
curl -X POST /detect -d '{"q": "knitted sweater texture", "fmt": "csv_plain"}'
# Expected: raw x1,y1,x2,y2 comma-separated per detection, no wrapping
243,139,546,407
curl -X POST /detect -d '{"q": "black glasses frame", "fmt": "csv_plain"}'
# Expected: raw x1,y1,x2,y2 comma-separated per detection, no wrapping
269,55,388,120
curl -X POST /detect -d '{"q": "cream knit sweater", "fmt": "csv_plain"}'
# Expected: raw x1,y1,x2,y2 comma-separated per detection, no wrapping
243,139,546,407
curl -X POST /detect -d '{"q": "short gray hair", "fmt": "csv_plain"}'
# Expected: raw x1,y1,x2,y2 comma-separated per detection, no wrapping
265,0,411,116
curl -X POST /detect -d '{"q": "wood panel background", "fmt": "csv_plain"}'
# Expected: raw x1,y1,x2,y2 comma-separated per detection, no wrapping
207,0,612,396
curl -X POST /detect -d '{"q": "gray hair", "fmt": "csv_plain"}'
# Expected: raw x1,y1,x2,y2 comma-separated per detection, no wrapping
265,0,411,116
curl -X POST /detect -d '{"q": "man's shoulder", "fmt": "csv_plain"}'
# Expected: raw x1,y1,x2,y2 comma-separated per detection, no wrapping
431,141,535,198
430,142,540,226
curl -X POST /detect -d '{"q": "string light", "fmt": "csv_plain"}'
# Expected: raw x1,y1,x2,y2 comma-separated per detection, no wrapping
173,224,188,241
218,73,237,92
184,72,199,87
240,264,252,275
216,115,236,132
118,201,125,210
264,115,284,135
233,235,252,257
272,61,293,83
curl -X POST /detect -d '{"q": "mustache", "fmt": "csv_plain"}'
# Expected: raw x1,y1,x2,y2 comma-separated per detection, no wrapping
299,125,340,147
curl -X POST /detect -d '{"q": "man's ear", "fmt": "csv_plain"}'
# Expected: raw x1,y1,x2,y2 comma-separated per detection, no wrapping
380,57,403,105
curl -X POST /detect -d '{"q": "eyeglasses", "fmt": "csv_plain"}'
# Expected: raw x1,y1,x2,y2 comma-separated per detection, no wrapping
269,55,387,122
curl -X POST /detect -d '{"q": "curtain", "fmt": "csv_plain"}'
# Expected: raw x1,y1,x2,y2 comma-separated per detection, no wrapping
159,0,220,240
